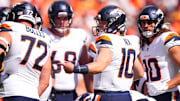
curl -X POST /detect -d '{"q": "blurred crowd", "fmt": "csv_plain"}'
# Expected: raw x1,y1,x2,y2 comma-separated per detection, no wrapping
0,0,180,42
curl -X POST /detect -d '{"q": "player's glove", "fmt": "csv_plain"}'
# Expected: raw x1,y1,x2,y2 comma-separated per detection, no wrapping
130,90,156,101
146,81,168,96
50,87,56,100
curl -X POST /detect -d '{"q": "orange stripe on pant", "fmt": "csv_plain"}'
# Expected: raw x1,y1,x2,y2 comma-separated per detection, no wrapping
96,95,102,101
173,91,177,101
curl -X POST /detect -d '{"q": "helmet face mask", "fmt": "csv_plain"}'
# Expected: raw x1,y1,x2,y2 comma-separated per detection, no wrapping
53,16,70,34
35,12,43,30
53,16,70,29
0,7,10,23
48,1,73,34
94,5,126,35
139,20,156,38
96,19,108,33
137,5,164,38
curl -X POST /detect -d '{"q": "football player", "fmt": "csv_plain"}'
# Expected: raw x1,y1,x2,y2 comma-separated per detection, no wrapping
138,5,180,101
42,1,89,101
0,2,51,101
63,5,145,101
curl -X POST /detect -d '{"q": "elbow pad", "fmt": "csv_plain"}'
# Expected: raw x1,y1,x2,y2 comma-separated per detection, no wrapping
0,52,6,72
0,37,10,72
0,52,6,63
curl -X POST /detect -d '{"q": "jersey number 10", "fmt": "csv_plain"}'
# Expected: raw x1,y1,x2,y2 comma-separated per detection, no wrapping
118,48,135,78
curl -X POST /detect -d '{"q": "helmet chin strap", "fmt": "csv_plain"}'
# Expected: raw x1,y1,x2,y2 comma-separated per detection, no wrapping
54,28,68,34
142,31,155,38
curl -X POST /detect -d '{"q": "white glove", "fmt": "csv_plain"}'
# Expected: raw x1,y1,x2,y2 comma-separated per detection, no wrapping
146,81,168,96
133,77,146,93
130,90,156,101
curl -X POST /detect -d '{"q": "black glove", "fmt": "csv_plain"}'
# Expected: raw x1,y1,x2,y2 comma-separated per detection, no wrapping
50,87,56,101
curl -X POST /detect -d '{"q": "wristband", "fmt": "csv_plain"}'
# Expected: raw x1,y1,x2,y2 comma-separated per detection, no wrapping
73,65,89,74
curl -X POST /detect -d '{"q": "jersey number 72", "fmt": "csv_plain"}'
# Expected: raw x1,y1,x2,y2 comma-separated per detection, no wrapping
19,35,47,71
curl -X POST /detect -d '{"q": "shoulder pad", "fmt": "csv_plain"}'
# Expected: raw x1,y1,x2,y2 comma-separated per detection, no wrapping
96,35,112,45
164,33,180,45
0,23,12,32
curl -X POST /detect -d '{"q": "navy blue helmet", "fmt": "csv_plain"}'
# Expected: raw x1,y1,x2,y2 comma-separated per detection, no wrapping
7,2,38,27
137,5,164,38
94,5,126,34
0,7,10,23
48,1,73,28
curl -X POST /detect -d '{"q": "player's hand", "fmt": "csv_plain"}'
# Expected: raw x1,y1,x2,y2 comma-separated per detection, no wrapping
50,87,56,100
143,82,149,95
62,61,74,73
146,81,168,96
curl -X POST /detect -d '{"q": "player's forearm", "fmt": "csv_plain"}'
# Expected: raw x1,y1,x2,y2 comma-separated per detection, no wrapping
38,80,49,96
87,48,112,74
83,74,94,93
167,73,180,89
38,56,51,96
86,61,108,74
79,44,89,65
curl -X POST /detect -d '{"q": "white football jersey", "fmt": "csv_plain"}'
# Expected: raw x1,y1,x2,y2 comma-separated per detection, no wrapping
140,31,180,94
93,34,140,91
0,21,50,99
43,28,87,90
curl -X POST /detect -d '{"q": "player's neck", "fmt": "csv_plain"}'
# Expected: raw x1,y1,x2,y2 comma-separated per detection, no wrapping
148,37,154,43
49,28,70,37
20,22,32,27
114,32,124,36
148,29,168,43
17,20,33,28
